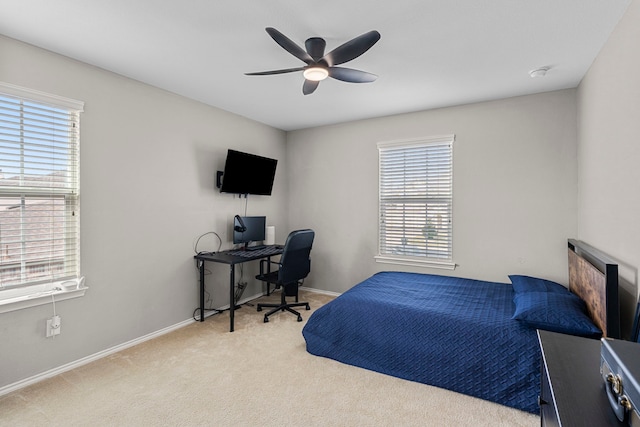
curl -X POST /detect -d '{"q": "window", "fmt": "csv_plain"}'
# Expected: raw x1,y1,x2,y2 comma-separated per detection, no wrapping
0,82,84,306
376,135,454,269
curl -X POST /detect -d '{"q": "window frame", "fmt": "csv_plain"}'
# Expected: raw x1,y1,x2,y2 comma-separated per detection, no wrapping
0,82,86,313
375,135,455,270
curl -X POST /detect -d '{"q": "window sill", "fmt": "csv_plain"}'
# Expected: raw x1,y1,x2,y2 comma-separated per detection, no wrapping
375,255,456,270
0,282,88,314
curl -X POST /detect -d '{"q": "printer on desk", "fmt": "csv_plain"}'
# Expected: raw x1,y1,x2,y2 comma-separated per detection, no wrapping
601,338,640,425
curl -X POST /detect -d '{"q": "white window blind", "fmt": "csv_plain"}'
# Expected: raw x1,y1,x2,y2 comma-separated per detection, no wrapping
0,83,83,290
377,136,454,266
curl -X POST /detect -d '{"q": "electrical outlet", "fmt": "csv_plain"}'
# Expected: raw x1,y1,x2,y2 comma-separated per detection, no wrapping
46,315,61,337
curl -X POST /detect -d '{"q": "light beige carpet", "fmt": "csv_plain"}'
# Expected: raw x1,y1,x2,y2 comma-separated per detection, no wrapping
0,290,538,426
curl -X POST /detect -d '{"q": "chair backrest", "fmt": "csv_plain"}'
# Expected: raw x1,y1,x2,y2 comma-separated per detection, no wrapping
278,229,315,285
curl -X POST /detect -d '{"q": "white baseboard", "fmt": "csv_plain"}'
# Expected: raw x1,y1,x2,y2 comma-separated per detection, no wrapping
300,286,341,297
0,316,194,397
0,287,338,397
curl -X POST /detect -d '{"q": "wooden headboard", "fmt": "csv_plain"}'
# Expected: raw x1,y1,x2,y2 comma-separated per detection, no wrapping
568,239,620,338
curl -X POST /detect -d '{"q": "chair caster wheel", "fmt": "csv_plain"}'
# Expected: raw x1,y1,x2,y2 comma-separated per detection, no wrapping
264,316,269,323
297,316,302,322
305,304,310,310
257,306,262,312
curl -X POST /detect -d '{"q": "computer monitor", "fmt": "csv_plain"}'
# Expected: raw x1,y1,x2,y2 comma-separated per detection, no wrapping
233,216,266,247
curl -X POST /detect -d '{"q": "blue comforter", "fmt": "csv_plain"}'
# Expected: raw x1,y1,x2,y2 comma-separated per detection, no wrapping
302,272,540,413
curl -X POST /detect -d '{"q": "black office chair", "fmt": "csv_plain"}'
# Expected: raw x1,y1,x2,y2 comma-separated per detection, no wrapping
255,229,315,323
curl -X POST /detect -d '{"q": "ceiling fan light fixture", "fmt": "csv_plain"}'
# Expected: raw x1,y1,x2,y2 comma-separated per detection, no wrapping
246,28,381,94
303,66,329,81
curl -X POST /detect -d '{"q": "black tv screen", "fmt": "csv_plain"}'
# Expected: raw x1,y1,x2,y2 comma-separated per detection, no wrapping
219,149,278,195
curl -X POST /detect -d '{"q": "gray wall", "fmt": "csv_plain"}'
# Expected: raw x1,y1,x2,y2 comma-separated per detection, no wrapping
287,90,578,293
0,35,287,388
577,0,640,337
2,0,639,391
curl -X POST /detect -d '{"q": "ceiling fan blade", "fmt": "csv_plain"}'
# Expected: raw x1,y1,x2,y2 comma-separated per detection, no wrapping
328,67,378,83
305,37,326,62
245,67,305,76
265,27,313,64
323,30,381,66
302,80,319,95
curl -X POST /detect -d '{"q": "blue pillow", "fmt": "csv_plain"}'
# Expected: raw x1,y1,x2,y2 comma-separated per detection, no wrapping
509,275,570,294
512,291,602,338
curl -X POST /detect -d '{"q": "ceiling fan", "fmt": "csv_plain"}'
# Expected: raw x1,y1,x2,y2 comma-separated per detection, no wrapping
245,27,381,95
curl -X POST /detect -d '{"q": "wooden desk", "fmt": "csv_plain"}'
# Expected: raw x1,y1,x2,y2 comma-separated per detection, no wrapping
194,245,283,332
538,330,624,426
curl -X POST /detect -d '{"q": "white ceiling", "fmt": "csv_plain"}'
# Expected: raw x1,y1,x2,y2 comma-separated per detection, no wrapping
0,0,631,131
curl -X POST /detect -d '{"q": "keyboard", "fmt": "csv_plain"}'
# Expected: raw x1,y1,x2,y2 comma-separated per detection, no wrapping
227,246,282,258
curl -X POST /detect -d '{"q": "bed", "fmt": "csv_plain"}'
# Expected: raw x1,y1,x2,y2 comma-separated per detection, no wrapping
302,239,620,414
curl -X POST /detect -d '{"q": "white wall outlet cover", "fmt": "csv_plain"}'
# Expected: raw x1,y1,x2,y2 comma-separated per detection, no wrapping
46,316,61,337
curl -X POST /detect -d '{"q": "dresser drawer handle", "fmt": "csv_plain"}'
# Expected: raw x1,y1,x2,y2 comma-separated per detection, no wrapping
606,373,631,422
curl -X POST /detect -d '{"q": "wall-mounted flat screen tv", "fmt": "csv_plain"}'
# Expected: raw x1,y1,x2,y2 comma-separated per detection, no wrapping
219,149,278,195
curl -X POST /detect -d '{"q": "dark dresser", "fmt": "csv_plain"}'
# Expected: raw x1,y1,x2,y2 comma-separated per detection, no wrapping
537,329,624,426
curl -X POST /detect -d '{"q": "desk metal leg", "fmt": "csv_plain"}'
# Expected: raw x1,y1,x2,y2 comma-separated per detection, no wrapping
229,264,235,332
266,256,273,296
199,260,205,322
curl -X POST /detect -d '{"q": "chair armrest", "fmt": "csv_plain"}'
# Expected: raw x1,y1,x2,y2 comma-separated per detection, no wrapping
259,259,281,275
